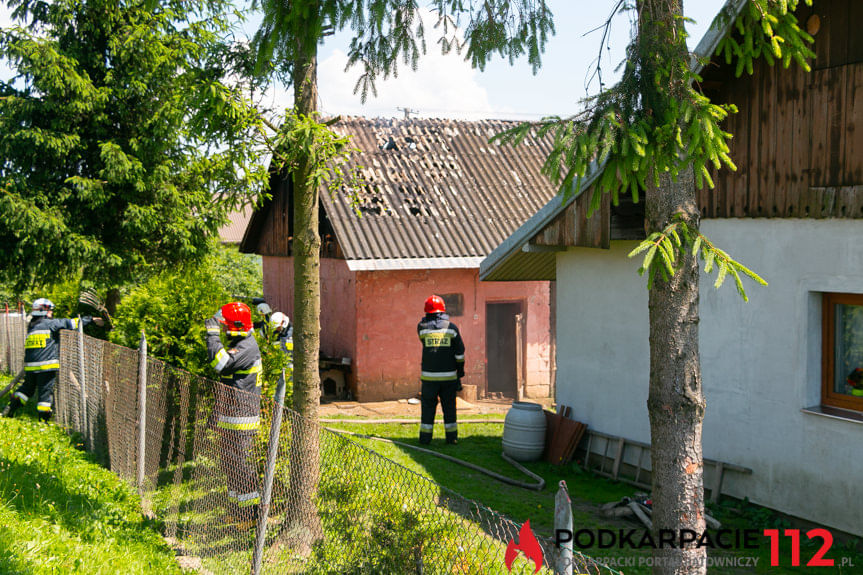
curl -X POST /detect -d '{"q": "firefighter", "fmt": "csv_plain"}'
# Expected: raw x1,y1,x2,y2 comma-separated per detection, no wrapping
417,295,465,445
204,302,262,528
269,311,293,383
4,298,103,421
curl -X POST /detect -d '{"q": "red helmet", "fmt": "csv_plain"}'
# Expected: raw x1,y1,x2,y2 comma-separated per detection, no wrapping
424,295,445,314
219,302,252,333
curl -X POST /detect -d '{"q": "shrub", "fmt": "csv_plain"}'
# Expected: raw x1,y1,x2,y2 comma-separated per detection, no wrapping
110,244,265,378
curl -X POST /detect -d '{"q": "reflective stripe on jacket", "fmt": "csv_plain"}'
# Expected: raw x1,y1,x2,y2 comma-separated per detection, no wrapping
418,313,465,383
207,330,262,427
24,317,92,373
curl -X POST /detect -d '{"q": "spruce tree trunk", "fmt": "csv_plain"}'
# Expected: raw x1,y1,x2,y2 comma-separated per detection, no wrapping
645,167,706,575
286,12,322,545
639,1,706,573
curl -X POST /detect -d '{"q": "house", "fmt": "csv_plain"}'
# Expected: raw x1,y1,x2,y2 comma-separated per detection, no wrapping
218,206,253,245
241,117,558,402
480,0,863,538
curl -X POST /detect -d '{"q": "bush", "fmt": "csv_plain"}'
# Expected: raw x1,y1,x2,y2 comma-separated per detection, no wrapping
109,244,266,378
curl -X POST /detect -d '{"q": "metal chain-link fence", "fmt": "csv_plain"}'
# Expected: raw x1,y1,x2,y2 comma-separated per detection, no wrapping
49,330,619,574
0,306,26,375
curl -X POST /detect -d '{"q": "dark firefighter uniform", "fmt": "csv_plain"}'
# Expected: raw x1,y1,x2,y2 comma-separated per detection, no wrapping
14,316,94,420
206,321,262,518
418,313,465,444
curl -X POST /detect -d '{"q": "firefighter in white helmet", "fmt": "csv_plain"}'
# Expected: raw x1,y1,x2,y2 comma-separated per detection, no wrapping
4,298,103,421
269,312,293,383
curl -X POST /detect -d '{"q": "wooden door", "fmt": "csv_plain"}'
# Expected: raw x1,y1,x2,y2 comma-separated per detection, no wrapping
486,302,522,396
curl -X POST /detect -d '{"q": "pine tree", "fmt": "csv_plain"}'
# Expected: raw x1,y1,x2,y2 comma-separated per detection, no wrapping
0,0,268,306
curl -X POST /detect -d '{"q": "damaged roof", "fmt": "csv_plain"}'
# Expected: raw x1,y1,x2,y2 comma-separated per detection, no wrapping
242,116,558,270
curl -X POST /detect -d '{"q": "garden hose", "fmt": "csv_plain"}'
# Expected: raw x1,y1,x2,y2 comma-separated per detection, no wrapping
324,427,546,492
320,418,503,424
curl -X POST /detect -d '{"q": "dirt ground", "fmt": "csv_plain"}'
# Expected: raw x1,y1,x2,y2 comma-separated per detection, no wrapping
319,396,555,419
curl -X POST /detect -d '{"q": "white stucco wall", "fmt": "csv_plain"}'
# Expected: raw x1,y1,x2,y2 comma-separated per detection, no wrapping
555,218,863,536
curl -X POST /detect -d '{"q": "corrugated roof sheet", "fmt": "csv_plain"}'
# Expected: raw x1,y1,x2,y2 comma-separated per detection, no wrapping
321,117,557,264
219,206,253,244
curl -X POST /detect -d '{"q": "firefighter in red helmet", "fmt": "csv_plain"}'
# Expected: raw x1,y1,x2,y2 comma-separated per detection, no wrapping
204,302,262,529
417,295,465,444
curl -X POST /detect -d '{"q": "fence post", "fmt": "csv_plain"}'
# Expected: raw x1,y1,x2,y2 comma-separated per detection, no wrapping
554,480,573,575
78,316,89,450
137,330,148,496
3,303,10,372
251,370,287,575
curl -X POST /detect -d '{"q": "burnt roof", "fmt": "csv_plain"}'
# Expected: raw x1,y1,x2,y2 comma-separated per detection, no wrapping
242,116,558,268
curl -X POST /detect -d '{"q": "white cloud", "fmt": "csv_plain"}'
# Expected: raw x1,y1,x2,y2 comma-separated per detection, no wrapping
316,8,506,121
0,5,13,29
318,46,503,121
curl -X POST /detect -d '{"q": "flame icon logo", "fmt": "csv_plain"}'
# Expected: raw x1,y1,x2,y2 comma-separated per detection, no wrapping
505,519,544,573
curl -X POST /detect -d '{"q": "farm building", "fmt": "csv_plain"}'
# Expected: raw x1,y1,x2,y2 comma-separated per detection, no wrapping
241,117,558,402
480,0,863,538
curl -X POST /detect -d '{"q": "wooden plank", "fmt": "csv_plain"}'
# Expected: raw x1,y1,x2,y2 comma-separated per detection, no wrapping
757,60,775,217
710,461,725,504
849,0,863,65
742,63,760,217
828,66,847,186
773,62,793,216
845,64,863,185
584,431,593,469
809,69,831,188
788,62,809,216
561,421,587,466
828,0,849,68
601,435,611,475
633,445,645,485
612,437,625,480
813,1,831,70
727,77,747,218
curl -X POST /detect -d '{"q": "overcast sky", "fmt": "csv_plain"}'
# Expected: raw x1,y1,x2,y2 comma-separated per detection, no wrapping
1,0,727,120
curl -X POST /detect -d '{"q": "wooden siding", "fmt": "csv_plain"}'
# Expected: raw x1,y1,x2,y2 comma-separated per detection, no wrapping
698,0,863,218
811,0,863,70
246,173,292,257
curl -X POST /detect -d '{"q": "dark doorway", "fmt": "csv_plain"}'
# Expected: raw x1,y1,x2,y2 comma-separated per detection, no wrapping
486,302,523,397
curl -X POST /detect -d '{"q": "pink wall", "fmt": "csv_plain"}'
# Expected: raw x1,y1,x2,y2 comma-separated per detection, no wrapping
263,257,552,402
354,268,552,401
262,255,357,364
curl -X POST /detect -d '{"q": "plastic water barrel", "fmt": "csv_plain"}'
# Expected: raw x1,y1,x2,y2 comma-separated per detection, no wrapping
502,401,547,462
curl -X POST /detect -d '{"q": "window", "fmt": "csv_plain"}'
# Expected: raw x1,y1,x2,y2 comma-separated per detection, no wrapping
440,293,464,317
822,293,863,412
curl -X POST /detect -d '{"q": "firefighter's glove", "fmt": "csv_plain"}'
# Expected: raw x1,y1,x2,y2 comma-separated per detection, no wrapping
456,378,464,392
204,317,220,335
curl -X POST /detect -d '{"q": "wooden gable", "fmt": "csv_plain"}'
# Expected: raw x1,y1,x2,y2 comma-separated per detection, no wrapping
545,0,863,250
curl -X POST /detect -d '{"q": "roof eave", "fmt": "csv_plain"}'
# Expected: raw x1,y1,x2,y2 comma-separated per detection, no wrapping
480,0,747,282
479,162,604,281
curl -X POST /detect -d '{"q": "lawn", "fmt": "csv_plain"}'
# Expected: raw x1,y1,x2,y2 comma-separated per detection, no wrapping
0,374,183,575
323,416,863,575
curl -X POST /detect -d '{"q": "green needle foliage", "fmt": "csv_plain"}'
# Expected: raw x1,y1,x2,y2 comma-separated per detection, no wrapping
627,212,767,301
0,0,269,293
495,0,815,298
251,0,555,103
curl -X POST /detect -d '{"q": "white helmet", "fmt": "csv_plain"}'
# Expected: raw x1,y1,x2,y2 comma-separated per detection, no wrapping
31,298,55,317
270,312,290,332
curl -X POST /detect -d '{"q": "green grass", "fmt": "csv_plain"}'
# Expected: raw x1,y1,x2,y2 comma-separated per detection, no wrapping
0,408,183,574
324,420,863,575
